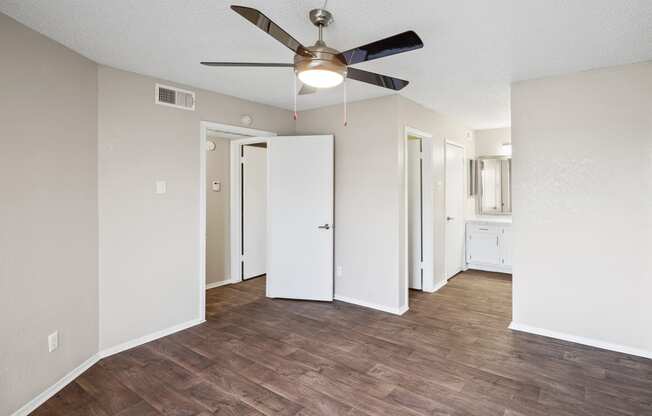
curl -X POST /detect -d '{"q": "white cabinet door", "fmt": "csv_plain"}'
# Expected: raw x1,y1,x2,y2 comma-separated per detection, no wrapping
500,227,513,267
468,228,501,265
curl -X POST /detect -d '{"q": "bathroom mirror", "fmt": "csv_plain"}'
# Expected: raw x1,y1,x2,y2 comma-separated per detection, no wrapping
476,156,511,215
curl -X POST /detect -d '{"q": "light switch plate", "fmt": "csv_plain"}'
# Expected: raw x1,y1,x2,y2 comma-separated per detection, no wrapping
155,180,167,194
48,331,59,352
211,181,221,192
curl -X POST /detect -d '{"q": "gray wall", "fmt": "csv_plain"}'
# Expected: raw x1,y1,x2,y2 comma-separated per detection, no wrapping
296,96,474,313
206,136,230,286
512,62,652,355
296,96,403,312
98,66,295,351
0,13,99,416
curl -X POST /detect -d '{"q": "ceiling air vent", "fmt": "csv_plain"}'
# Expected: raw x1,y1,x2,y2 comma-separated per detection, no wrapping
155,83,196,111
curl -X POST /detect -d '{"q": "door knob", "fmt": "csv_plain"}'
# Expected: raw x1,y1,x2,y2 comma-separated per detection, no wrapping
318,224,331,230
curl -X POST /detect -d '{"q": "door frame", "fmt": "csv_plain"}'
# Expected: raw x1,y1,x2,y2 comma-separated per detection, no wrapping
402,127,435,308
444,140,466,280
199,121,276,321
228,136,276,286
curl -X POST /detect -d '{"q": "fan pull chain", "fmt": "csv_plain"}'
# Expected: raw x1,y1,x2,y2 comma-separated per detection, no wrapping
293,74,298,121
343,79,348,127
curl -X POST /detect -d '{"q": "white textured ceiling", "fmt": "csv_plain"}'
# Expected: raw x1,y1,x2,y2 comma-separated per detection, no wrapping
2,0,652,128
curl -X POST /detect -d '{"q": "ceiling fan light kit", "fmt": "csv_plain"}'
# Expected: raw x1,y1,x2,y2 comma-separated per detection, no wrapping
201,5,424,122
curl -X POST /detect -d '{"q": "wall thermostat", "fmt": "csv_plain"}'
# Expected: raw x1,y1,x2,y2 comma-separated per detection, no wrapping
206,140,216,151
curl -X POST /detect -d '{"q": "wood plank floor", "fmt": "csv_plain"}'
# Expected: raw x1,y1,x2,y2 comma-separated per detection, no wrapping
32,270,652,415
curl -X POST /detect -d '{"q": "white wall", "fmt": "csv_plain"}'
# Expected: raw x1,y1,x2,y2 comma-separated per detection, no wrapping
0,13,98,416
512,62,652,357
98,66,294,351
296,96,404,313
475,127,511,157
397,97,475,301
205,136,230,286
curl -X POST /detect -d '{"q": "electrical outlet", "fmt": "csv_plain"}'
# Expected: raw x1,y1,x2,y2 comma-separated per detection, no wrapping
336,266,343,277
48,331,59,352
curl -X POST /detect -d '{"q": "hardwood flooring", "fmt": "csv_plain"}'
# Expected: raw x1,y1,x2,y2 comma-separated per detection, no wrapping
32,270,652,415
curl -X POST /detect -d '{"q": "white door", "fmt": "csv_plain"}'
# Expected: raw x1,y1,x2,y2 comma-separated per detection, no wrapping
267,135,334,301
445,143,465,279
408,138,422,290
242,145,266,279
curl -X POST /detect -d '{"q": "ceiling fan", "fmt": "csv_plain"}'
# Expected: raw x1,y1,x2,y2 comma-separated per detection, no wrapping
201,5,424,94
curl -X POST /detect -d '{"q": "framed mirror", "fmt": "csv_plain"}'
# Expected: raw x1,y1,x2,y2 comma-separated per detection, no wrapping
475,156,511,215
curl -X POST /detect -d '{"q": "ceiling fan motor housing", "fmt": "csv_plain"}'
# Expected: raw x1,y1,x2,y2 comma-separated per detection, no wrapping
294,42,348,79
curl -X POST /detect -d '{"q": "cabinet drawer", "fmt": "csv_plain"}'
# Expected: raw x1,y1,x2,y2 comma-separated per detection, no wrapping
467,223,499,234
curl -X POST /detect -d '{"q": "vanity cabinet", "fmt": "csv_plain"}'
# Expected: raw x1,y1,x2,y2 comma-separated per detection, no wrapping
466,221,512,273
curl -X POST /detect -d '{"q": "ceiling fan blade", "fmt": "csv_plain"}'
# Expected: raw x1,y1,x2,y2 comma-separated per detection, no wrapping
298,83,317,95
347,67,409,90
201,62,294,67
231,5,313,57
338,31,423,65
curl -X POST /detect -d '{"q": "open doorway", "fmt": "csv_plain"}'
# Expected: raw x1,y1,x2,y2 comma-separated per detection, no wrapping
199,122,276,319
204,131,269,289
199,122,335,319
405,127,436,298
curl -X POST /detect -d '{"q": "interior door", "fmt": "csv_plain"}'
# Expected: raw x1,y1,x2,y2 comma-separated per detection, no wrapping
267,135,334,301
408,138,422,289
242,145,266,279
445,143,465,279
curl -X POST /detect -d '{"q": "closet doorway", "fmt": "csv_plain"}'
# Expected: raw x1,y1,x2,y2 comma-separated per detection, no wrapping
405,127,435,295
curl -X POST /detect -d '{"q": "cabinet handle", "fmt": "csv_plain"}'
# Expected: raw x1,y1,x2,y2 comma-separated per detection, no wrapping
479,228,489,231
496,236,499,247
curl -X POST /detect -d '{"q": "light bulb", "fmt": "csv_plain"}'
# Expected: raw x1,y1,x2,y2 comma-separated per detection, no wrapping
298,69,344,89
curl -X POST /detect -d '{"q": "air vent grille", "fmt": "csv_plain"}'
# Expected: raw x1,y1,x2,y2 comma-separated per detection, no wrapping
155,83,196,111
158,87,176,104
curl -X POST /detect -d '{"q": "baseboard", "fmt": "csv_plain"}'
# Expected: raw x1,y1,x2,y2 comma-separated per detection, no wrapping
206,279,236,290
396,304,409,315
334,294,406,315
10,354,100,416
509,322,652,360
467,264,512,274
98,318,205,359
11,318,205,415
423,279,447,293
